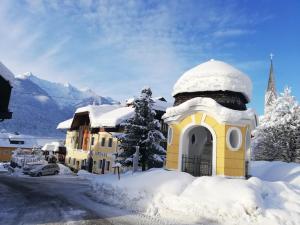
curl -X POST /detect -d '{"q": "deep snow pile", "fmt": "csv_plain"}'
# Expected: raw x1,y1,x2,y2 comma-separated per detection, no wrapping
58,163,73,175
80,162,300,225
249,160,300,185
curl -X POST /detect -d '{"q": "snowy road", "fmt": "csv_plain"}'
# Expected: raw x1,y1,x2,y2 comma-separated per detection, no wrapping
0,174,164,225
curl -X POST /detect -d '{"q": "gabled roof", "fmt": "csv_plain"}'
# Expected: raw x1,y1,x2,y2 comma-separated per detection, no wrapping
0,132,38,148
57,118,73,129
94,106,135,128
57,104,134,129
57,97,169,130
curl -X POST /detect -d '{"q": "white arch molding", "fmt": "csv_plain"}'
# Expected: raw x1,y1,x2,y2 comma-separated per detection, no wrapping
178,113,217,176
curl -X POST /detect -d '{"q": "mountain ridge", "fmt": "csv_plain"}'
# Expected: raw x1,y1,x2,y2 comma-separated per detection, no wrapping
1,73,119,137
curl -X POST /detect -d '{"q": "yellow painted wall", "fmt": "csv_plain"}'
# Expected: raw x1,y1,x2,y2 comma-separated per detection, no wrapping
65,131,89,170
166,112,248,178
64,130,119,174
91,132,119,174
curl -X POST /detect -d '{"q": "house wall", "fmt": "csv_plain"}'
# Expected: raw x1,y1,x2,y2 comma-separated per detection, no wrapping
0,147,32,162
65,131,90,171
64,130,119,174
166,112,249,178
91,132,119,174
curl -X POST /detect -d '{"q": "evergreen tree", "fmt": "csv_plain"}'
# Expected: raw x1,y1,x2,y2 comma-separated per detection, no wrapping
252,87,300,162
119,88,166,170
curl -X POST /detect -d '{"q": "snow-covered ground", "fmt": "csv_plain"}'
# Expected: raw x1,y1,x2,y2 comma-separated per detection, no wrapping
6,163,74,177
79,161,300,225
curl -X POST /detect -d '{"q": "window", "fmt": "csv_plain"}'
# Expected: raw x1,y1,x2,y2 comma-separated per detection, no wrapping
99,160,103,169
93,161,97,167
226,127,242,151
167,127,173,145
106,161,110,171
73,158,76,165
101,138,106,147
108,138,113,147
91,137,95,146
9,140,24,145
68,157,71,164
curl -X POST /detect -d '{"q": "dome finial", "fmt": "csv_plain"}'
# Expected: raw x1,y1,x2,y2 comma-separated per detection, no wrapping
210,59,215,61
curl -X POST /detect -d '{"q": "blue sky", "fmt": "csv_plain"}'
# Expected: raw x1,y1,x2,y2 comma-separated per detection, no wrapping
0,0,299,115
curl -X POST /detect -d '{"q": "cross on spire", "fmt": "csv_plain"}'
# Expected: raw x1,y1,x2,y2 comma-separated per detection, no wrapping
270,53,274,60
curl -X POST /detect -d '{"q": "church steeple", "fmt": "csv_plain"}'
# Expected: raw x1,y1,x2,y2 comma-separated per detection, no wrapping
264,54,277,114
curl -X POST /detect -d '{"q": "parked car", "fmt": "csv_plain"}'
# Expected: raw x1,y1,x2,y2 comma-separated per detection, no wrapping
29,164,60,177
23,163,44,175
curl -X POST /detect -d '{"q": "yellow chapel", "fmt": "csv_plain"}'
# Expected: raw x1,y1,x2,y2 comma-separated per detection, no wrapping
163,60,258,178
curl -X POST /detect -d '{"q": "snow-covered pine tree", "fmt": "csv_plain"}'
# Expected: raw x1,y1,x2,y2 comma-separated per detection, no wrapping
119,88,166,171
252,87,300,162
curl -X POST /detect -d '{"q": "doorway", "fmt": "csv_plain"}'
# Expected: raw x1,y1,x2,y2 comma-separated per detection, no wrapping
181,126,213,176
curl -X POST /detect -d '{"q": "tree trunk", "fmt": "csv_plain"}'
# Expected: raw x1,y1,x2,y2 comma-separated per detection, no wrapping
142,162,146,171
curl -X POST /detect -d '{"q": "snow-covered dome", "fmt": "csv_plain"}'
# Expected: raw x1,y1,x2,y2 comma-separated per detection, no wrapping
172,60,252,102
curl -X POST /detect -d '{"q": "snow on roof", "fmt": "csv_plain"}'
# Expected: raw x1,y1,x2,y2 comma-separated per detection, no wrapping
152,98,170,112
163,97,257,129
0,132,38,148
126,98,135,105
57,118,73,130
0,61,15,85
75,104,120,116
58,100,167,130
93,106,135,127
75,104,121,128
172,60,252,102
126,97,169,112
41,141,63,151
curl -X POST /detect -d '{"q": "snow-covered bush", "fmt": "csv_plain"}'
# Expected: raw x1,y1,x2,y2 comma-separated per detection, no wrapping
118,88,166,170
252,87,300,162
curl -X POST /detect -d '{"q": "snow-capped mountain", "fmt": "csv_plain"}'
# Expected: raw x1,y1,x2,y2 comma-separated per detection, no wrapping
1,73,119,137
20,72,119,110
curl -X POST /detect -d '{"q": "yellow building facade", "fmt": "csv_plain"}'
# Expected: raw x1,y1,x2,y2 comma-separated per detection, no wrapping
58,99,168,174
64,129,119,174
163,60,257,178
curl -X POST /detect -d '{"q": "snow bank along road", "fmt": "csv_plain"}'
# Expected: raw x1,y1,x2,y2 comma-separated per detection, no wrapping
0,174,165,225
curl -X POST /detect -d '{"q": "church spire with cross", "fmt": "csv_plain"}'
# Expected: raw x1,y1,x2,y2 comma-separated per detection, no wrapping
264,53,277,114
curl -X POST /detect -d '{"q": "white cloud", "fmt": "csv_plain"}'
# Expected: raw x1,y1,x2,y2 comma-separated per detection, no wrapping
213,29,255,38
0,0,268,102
